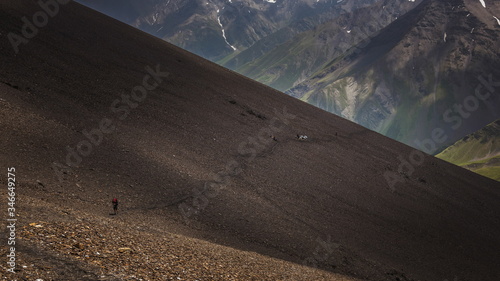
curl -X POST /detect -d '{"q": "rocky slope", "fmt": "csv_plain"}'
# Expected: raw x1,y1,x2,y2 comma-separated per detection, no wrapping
437,119,500,181
0,195,357,280
287,0,500,149
1,1,500,281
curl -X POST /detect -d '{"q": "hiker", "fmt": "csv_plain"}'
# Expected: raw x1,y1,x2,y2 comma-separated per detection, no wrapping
112,198,118,215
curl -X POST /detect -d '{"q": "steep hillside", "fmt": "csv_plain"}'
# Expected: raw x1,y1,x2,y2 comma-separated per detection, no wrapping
1,1,500,281
72,0,162,23
437,119,500,181
287,0,500,149
1,195,358,280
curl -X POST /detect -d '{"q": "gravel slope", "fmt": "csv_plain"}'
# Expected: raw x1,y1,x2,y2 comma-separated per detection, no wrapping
0,1,499,281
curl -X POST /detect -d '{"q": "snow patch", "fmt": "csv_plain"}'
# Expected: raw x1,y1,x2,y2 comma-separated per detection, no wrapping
216,10,237,51
264,0,276,3
494,16,500,26
479,0,486,8
443,32,447,42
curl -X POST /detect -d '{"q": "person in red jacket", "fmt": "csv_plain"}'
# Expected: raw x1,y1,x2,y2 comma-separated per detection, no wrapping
112,198,118,215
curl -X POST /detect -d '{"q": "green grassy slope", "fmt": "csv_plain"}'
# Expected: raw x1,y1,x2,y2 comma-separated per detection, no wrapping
436,119,500,181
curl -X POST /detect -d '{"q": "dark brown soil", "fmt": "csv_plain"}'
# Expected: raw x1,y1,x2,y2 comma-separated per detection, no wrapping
0,1,499,280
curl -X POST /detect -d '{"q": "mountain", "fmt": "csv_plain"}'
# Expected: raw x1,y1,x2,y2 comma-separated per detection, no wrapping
437,119,500,181
75,0,499,155
77,0,386,61
2,1,500,281
76,0,422,84
287,0,500,149
223,0,423,91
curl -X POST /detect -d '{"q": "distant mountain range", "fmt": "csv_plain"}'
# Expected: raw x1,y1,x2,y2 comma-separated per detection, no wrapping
76,0,397,60
437,119,500,181
222,0,423,91
77,0,500,153
287,0,500,150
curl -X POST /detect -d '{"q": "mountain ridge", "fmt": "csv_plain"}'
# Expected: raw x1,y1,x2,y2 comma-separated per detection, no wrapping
77,0,382,60
287,0,500,149
224,0,423,91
